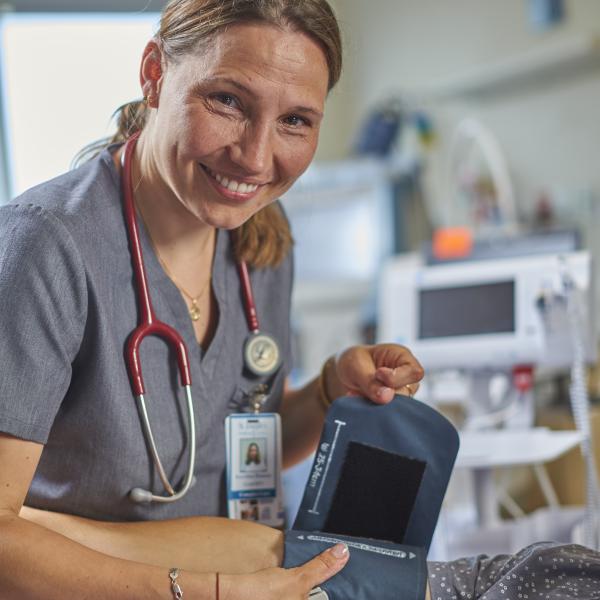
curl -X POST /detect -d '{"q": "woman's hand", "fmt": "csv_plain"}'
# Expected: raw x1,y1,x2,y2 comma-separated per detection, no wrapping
328,344,425,405
219,543,349,599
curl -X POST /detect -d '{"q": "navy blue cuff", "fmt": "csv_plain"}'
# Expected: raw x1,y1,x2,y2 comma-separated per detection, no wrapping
284,529,428,600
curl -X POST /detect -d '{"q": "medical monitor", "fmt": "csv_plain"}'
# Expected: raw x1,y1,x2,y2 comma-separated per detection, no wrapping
418,281,515,340
377,251,594,371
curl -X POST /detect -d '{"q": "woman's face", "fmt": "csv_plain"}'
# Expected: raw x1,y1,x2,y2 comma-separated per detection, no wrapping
248,444,258,459
142,22,330,229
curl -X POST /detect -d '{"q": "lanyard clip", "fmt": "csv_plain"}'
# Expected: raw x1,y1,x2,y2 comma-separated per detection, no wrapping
250,384,269,414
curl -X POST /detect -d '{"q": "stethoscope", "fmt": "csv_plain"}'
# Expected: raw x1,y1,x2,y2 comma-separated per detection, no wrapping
121,133,281,504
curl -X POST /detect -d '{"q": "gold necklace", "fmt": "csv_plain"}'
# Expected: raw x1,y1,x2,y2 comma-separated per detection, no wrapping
134,193,213,322
154,252,212,322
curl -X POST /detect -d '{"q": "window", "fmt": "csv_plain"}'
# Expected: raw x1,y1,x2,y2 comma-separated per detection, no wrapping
0,12,159,200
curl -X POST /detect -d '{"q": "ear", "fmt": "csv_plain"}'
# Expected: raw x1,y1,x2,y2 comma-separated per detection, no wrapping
140,40,164,108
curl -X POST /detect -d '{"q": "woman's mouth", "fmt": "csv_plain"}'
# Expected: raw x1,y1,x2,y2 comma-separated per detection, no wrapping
201,165,262,200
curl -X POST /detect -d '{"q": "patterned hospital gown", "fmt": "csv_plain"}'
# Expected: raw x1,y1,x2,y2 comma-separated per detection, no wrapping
428,543,600,599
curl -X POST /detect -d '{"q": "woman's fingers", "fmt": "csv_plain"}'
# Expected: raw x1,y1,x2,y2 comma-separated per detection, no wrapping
336,345,424,405
293,543,350,592
375,367,421,396
219,544,349,599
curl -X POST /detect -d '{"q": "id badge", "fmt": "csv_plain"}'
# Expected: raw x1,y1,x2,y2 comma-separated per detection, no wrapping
225,412,285,528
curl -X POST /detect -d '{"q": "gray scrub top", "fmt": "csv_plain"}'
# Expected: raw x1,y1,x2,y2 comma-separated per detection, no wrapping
0,147,293,521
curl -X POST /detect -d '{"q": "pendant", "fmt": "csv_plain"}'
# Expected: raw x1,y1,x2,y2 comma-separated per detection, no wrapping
189,300,201,322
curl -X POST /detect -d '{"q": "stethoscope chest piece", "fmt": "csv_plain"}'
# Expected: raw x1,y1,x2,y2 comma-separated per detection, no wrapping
244,331,281,377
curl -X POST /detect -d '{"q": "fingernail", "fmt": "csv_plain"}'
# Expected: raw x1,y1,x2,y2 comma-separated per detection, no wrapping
376,386,393,399
331,543,349,559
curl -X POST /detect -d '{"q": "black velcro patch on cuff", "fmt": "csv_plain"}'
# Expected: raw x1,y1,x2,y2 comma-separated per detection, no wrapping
322,442,426,544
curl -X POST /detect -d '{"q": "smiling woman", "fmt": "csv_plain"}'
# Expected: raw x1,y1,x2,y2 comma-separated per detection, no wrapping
134,21,329,240
0,1,426,599
91,0,343,270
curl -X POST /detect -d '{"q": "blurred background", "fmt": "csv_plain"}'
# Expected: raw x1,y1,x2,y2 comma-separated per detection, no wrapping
2,0,600,560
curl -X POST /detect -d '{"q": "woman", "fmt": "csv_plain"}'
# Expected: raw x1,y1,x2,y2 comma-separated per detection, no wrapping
0,0,423,597
245,442,262,467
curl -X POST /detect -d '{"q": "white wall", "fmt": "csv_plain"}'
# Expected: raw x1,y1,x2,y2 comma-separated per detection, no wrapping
318,0,600,230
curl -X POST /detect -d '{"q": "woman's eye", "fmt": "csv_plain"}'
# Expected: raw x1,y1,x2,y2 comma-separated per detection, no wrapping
283,114,309,128
214,93,239,109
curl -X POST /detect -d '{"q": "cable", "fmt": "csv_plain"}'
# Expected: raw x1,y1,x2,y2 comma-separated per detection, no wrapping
562,263,600,549
464,387,525,431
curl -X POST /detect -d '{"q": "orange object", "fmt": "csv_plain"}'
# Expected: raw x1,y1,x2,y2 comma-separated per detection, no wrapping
432,227,473,260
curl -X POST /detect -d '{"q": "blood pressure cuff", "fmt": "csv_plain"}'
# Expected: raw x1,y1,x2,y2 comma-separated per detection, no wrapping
283,529,427,600
293,394,460,552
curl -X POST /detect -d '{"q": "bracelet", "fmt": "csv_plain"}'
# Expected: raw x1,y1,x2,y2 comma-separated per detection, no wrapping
169,567,183,599
317,356,337,411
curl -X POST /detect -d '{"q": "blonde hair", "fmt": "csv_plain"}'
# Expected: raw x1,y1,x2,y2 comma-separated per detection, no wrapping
79,0,342,268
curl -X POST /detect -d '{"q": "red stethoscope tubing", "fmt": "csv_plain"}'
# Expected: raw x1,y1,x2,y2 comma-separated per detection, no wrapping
122,133,192,396
121,133,261,395
237,261,259,334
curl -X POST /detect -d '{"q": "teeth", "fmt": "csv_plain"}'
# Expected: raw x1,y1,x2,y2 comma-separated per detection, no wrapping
209,168,258,194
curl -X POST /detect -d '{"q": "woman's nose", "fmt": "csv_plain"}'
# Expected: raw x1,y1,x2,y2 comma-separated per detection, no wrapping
229,121,273,175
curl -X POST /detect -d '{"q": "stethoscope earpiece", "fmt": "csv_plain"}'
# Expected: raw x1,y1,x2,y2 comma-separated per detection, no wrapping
129,476,198,504
130,487,153,503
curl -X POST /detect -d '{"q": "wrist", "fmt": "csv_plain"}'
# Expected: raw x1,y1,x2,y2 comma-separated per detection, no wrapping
170,571,220,600
169,568,183,599
317,355,345,410
216,572,235,600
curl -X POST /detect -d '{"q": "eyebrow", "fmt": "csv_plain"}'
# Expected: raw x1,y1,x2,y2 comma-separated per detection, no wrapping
201,76,324,119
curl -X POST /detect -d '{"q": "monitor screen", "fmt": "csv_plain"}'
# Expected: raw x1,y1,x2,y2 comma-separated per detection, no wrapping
418,280,515,339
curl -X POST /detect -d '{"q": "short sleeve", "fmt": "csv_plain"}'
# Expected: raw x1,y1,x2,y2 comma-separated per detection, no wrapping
0,204,87,443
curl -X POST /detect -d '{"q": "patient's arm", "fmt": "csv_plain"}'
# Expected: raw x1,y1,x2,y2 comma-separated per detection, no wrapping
2,434,351,599
20,505,282,574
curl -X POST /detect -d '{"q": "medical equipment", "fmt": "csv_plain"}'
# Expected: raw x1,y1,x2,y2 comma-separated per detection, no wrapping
293,395,459,550
121,133,281,504
378,249,600,551
285,531,426,600
446,118,518,234
378,250,594,372
558,266,600,548
283,394,458,599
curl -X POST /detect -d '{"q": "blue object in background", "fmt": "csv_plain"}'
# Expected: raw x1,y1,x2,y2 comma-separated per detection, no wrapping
529,0,565,31
353,103,403,157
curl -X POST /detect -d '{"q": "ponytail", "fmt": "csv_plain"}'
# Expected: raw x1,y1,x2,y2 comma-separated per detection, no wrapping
72,99,148,166
233,202,293,268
